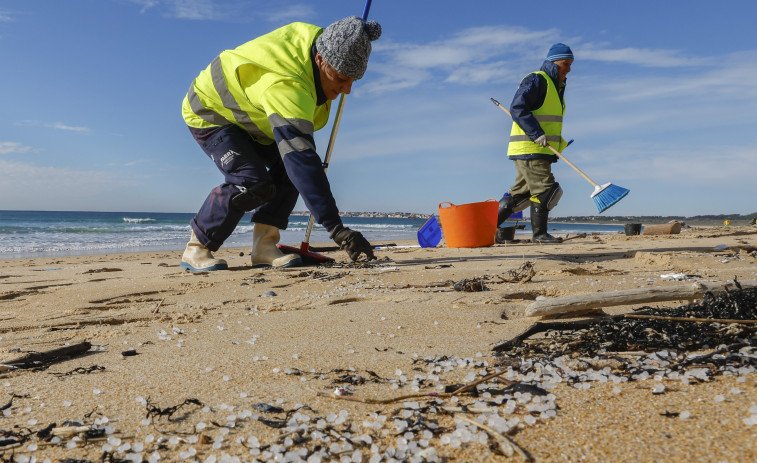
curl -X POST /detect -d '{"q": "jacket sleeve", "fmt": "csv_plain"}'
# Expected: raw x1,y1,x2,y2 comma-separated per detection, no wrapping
509,73,548,141
260,82,343,232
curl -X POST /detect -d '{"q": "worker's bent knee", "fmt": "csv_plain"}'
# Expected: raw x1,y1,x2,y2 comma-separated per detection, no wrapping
231,181,276,212
532,183,563,211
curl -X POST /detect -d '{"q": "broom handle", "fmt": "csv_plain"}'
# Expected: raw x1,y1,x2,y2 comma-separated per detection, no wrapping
490,98,600,188
302,0,374,245
544,145,598,187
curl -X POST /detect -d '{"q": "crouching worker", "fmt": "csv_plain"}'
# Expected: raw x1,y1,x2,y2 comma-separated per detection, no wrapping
496,43,574,244
180,16,381,272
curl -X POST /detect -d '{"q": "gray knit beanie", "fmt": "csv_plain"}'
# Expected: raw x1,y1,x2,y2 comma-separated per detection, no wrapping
316,16,382,80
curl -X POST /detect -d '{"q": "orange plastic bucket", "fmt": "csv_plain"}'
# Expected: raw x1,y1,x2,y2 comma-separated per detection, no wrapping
438,199,498,248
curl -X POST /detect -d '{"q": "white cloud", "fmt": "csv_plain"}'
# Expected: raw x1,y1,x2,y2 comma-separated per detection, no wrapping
577,45,711,67
358,64,432,95
0,142,32,155
591,51,757,102
454,26,556,50
129,0,158,14
380,26,556,72
0,10,13,22
51,122,91,134
14,120,91,134
263,4,315,23
367,26,567,93
369,24,747,97
129,0,225,20
169,0,220,20
445,60,513,85
129,0,311,23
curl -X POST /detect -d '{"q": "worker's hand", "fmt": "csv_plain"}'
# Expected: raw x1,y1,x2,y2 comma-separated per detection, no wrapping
533,134,548,147
330,225,376,262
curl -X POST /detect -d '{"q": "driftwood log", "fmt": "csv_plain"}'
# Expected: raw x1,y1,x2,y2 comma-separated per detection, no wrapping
525,280,757,318
642,222,682,235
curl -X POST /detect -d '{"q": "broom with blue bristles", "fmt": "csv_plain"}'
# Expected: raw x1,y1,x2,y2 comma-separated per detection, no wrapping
491,98,629,213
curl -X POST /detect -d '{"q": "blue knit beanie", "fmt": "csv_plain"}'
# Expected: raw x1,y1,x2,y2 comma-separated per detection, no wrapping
546,43,574,61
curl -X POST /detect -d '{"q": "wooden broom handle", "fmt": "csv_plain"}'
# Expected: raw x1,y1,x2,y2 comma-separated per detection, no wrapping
302,0,375,245
491,98,599,187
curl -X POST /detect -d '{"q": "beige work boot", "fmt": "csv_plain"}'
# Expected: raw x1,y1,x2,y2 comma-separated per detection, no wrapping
252,223,302,268
181,231,228,272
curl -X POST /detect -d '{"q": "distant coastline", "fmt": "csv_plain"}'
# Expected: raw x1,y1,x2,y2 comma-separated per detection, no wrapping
293,211,757,227
2,209,754,227
550,214,757,227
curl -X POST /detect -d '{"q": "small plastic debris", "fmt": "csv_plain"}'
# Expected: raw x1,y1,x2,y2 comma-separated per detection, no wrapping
260,290,277,297
713,244,729,251
660,273,689,281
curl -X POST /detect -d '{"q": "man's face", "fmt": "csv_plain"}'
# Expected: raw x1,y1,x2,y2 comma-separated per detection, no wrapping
316,53,356,100
554,59,573,81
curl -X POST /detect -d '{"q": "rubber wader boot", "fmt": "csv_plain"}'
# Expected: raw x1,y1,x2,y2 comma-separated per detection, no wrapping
181,231,228,272
252,223,302,269
530,203,563,244
495,194,518,243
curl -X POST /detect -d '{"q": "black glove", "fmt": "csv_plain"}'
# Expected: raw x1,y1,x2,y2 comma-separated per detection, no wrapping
330,225,376,262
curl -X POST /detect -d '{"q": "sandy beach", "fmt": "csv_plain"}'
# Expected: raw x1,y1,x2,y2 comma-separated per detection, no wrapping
1,225,756,462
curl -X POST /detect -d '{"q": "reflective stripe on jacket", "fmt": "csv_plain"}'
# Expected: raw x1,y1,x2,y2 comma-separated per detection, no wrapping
181,22,331,145
508,70,565,158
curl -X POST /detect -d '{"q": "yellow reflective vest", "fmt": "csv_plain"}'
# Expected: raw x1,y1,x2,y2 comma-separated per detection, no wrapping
507,70,566,157
181,22,331,145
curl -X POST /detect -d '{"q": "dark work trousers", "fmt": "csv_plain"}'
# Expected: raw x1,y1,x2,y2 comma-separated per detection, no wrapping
189,125,299,252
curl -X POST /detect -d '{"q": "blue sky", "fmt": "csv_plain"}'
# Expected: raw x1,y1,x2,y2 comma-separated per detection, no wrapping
1,0,755,217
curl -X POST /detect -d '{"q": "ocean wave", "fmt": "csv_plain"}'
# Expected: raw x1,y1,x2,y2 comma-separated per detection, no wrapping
123,217,156,223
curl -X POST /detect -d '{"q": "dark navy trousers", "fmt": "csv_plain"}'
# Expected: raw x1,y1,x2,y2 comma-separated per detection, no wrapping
189,125,299,252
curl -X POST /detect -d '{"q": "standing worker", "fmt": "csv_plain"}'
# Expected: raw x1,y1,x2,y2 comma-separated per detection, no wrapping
180,16,381,272
495,43,574,244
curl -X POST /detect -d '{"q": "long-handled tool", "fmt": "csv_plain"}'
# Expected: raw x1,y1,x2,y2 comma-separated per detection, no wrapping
490,98,629,213
278,0,374,264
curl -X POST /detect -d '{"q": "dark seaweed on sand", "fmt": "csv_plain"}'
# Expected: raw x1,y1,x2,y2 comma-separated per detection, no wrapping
498,285,756,358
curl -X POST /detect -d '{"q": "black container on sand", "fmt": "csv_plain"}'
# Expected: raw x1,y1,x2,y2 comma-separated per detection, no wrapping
496,226,516,243
624,223,642,236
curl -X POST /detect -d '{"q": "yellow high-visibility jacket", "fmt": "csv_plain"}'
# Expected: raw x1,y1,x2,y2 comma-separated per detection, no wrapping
182,22,331,144
508,70,566,158
182,22,343,231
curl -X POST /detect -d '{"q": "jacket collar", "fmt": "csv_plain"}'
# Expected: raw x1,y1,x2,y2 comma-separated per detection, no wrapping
540,60,565,85
311,43,327,106
540,59,566,93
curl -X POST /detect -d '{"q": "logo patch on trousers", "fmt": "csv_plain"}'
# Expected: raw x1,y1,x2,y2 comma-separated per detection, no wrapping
220,150,240,167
